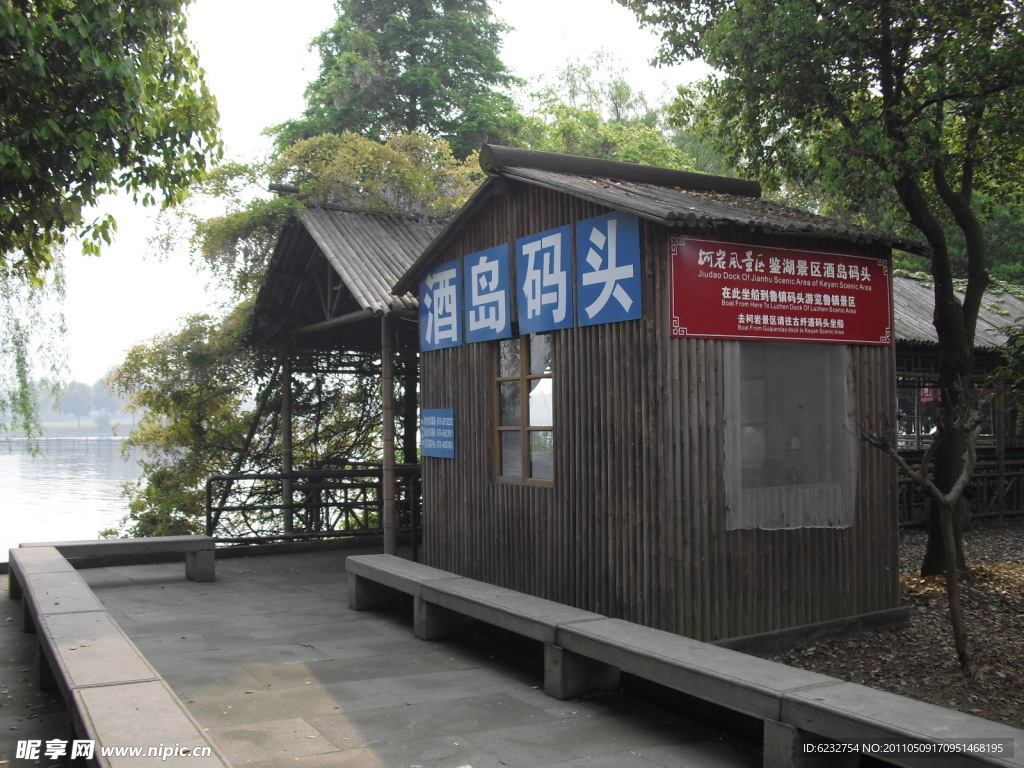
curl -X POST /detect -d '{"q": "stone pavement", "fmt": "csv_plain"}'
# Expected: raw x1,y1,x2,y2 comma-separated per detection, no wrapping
3,549,761,767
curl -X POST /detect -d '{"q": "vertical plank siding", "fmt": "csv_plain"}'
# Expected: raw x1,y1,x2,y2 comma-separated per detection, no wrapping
420,185,899,642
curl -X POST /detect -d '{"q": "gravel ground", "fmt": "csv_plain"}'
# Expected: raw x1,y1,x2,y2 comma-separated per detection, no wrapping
770,516,1024,729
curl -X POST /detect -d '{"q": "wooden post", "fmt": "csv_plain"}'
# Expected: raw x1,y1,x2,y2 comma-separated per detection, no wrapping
382,315,397,555
282,353,294,537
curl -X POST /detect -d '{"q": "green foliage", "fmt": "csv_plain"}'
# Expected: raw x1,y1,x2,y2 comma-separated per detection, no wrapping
270,132,482,215
623,0,1024,352
0,0,222,283
273,0,520,158
110,311,257,536
512,55,696,170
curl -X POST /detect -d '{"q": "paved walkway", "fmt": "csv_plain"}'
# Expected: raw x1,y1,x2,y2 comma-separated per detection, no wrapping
3,549,760,767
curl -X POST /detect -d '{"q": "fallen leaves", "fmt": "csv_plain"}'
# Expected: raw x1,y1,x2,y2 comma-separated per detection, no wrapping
770,517,1024,728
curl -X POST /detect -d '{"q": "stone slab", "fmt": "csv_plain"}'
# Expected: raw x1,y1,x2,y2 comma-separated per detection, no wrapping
8,546,75,600
37,611,160,696
22,570,105,632
420,578,605,644
556,618,834,720
72,680,230,766
22,535,214,555
345,553,462,597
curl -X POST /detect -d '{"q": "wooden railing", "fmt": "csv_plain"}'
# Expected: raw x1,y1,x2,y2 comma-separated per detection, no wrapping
205,463,421,546
897,452,1024,525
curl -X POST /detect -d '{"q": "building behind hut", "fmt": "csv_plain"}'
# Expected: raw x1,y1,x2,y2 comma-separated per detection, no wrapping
394,146,915,645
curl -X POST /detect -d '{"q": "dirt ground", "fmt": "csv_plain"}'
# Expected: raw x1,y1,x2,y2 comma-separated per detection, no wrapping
769,516,1024,728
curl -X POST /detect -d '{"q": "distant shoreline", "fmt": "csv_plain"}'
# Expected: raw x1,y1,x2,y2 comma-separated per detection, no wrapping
2,417,136,440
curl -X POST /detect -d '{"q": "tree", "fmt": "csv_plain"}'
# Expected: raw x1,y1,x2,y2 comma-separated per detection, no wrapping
110,311,258,536
58,380,93,429
272,0,520,157
512,55,696,169
1,0,221,282
618,0,1024,677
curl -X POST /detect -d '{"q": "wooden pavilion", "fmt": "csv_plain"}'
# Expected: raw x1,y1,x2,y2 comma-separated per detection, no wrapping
393,145,919,645
244,204,443,551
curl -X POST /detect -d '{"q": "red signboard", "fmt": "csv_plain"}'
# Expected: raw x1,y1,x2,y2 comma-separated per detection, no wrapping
670,236,892,345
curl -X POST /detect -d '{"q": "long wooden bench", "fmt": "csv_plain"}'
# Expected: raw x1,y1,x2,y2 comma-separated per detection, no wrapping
19,535,216,582
8,546,229,766
347,554,1024,768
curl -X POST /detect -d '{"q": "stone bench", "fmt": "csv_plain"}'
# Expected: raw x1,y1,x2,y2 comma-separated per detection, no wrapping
346,554,1024,768
36,611,161,698
8,545,230,766
73,680,230,766
20,535,216,582
782,681,1023,768
347,555,615,685
10,548,106,634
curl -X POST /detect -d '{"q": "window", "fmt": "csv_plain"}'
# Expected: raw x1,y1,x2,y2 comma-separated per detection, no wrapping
725,341,855,529
496,334,553,482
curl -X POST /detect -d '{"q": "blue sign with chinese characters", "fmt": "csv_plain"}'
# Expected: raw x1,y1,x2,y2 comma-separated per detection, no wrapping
419,260,462,351
576,212,642,326
464,245,511,343
516,225,574,334
421,409,455,458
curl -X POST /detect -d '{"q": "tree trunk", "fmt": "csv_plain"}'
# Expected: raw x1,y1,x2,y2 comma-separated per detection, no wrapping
921,430,969,577
939,498,978,679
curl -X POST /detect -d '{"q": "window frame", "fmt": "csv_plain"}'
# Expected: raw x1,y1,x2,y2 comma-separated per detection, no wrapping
494,334,554,485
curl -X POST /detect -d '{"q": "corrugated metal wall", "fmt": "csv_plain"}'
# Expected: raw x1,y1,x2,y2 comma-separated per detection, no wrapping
420,184,899,642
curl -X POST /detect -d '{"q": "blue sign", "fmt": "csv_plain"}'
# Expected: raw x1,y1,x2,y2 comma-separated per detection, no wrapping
517,225,574,334
419,260,462,351
421,409,455,458
576,212,642,326
464,245,511,343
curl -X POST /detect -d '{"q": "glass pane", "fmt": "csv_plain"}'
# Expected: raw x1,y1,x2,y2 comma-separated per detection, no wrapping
529,334,551,376
529,431,554,480
528,377,553,427
500,431,522,477
499,338,520,378
499,382,521,426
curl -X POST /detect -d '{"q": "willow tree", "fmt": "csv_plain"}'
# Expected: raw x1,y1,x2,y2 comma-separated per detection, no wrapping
620,0,1024,574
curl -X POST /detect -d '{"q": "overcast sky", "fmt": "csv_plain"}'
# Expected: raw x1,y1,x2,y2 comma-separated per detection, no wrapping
60,0,706,383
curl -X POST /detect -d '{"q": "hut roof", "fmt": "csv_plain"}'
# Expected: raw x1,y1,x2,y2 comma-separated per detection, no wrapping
893,276,1024,349
248,205,443,350
393,145,926,294
294,206,440,315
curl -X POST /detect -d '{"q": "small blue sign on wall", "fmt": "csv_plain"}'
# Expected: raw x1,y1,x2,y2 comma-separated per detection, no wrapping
421,409,455,458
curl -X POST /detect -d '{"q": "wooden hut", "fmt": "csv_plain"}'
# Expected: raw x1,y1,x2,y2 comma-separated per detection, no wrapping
393,145,917,646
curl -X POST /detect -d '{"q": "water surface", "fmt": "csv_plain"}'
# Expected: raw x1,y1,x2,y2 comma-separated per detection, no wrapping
0,439,141,557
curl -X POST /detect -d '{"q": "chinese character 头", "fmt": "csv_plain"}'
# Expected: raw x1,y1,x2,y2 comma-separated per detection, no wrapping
576,212,642,326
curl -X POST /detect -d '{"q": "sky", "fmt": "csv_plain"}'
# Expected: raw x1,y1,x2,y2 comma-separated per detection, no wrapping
60,0,706,384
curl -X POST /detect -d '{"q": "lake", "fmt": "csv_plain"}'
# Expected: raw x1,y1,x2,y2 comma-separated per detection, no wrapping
0,438,142,558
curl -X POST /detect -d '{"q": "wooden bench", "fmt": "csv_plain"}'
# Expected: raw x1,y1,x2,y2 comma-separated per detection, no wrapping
347,554,1024,768
8,545,230,766
19,535,216,582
